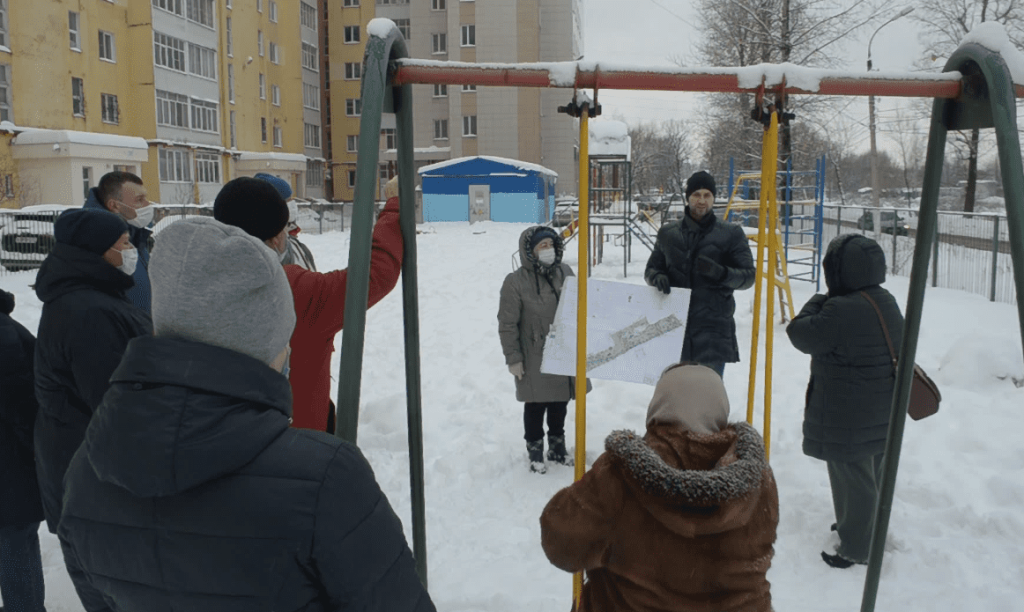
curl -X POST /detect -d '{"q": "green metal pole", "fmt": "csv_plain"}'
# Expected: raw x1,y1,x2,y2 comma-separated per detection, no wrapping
990,215,1000,302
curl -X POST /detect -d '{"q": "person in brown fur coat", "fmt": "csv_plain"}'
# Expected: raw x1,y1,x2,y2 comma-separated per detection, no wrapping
540,363,779,612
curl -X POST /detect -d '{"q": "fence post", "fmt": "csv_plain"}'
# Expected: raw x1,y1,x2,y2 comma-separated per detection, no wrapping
990,215,1001,302
891,210,898,275
931,219,939,287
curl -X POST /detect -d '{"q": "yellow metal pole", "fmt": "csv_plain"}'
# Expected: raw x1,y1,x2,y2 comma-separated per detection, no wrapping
762,111,780,460
746,152,770,425
572,105,590,608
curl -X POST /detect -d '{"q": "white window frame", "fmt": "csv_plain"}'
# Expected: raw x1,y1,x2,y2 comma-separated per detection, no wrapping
303,82,320,110
99,31,117,62
188,42,218,80
101,93,119,124
346,135,358,152
301,2,317,29
431,33,446,55
158,148,192,183
71,77,85,117
229,110,236,148
271,84,280,106
226,17,232,56
259,73,266,99
344,62,360,80
345,98,361,117
195,151,221,183
273,126,283,148
156,89,189,127
347,170,356,189
0,0,7,49
152,0,184,18
306,160,323,188
226,0,231,9
343,0,359,6
190,97,219,133
186,0,216,29
258,30,264,56
302,42,319,71
460,25,475,47
381,128,396,150
462,114,477,137
227,64,234,103
69,12,81,51
269,42,280,64
269,0,277,22
431,0,446,10
344,26,359,44
257,0,262,12
462,84,476,92
261,117,267,143
0,64,11,123
304,122,321,148
433,118,448,140
432,84,447,98
394,18,410,41
154,32,187,73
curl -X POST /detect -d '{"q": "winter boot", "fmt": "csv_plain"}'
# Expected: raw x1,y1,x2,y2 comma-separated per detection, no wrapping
547,435,574,466
527,439,547,474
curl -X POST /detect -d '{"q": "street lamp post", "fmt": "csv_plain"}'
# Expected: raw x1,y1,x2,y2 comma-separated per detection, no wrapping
868,7,914,209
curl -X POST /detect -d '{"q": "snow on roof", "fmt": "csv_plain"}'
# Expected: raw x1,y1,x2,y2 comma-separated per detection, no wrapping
963,22,1024,84
14,128,148,150
147,139,225,153
418,155,557,177
237,152,308,163
589,120,631,160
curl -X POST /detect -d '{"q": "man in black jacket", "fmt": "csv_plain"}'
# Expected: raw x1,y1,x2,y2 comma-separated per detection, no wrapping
59,217,434,612
0,289,46,612
645,171,755,376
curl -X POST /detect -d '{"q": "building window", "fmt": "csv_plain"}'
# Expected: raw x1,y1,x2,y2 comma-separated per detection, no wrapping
153,0,184,17
269,0,277,22
460,25,475,47
101,94,119,124
258,31,264,56
154,32,187,72
196,152,221,183
269,42,280,64
343,62,360,80
69,12,81,50
347,170,356,188
190,97,219,133
228,64,234,102
0,0,7,48
303,83,320,110
376,0,409,4
346,135,358,152
71,77,85,117
99,31,117,62
229,110,236,147
431,0,446,10
462,115,476,137
343,0,359,6
272,85,280,106
259,73,266,99
302,43,319,71
301,2,317,29
381,128,395,150
4,175,13,199
0,64,10,123
226,17,232,56
273,126,282,147
226,0,231,8
433,119,448,140
158,148,192,183
156,89,188,127
261,117,267,143
189,43,218,79
186,0,216,28
432,84,447,97
431,33,446,54
345,98,361,116
306,160,323,188
462,84,476,92
257,0,262,11
304,123,321,148
394,18,410,40
82,167,92,201
344,26,359,44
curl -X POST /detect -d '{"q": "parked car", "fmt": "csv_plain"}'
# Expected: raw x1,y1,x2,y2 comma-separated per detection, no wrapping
552,198,579,227
0,204,72,271
857,210,910,236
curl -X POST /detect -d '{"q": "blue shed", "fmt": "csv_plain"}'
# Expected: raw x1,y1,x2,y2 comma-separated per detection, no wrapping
417,156,558,223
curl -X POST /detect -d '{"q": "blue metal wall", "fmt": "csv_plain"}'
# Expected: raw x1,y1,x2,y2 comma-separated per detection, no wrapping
419,157,557,223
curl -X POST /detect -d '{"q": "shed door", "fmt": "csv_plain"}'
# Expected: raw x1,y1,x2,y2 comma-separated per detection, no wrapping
468,185,490,223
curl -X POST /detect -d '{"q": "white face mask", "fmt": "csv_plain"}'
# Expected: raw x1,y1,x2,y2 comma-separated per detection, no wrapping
118,248,138,276
537,248,556,265
126,204,154,228
278,240,289,263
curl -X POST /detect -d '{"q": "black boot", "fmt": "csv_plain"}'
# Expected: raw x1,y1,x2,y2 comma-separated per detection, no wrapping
527,439,547,474
546,434,574,466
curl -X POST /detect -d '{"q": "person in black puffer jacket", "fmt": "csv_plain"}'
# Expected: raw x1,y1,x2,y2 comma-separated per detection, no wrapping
0,289,47,612
58,217,434,612
786,233,904,569
645,171,755,376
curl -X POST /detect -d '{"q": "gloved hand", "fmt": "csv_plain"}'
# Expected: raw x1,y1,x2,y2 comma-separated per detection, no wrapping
651,273,671,295
508,362,524,380
384,175,400,200
696,255,727,283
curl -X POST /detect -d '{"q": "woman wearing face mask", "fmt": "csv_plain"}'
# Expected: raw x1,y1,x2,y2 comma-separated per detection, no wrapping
498,226,590,474
32,209,152,540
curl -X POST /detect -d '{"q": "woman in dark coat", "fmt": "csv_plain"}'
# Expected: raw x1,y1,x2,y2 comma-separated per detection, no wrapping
33,209,151,534
786,233,904,568
0,289,46,612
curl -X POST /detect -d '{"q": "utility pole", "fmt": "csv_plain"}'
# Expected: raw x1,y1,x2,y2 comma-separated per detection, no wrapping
868,7,915,209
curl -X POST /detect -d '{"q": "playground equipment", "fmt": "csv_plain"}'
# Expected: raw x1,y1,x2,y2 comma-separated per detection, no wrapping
339,20,1024,611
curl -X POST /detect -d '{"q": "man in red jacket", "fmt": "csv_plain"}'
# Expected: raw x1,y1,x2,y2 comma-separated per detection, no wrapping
214,176,403,431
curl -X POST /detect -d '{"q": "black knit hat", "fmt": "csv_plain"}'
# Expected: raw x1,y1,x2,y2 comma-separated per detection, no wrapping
54,208,129,255
213,177,289,241
685,170,717,199
528,226,559,253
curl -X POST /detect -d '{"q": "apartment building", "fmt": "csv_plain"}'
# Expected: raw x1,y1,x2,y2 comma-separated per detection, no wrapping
0,0,325,208
327,0,582,202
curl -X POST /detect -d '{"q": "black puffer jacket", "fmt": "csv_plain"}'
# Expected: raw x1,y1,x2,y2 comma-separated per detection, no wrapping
33,243,152,532
0,290,45,528
786,234,904,462
58,336,434,612
644,209,755,363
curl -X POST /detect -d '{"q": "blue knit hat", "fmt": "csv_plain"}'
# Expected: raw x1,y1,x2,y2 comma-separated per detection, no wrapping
528,227,559,253
54,208,129,255
254,172,293,200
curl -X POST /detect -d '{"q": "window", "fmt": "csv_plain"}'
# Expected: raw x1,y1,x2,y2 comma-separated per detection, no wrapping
304,123,321,148
158,148,192,183
226,0,231,8
227,64,234,102
376,0,409,4
257,0,262,12
269,0,277,22
431,33,446,54
72,77,85,116
4,175,13,199
431,0,446,9
69,12,81,50
186,0,215,28
226,17,232,55
306,160,323,187
432,84,447,97
101,94,119,124
462,84,476,92
0,64,10,123
154,32,187,72
344,62,360,80
347,170,356,188
343,0,359,6
303,82,320,110
346,135,358,152
381,128,395,150
462,115,477,137
229,110,236,147
156,90,188,127
345,98,360,116
189,43,217,79
301,2,317,29
259,73,265,99
258,31,263,56
272,85,280,106
99,31,116,62
344,26,359,43
196,152,221,183
153,0,184,17
82,168,92,201
190,97,218,133
394,18,410,40
0,0,7,48
273,126,282,147
460,25,475,47
269,42,280,64
261,117,267,143
302,43,318,71
433,119,448,140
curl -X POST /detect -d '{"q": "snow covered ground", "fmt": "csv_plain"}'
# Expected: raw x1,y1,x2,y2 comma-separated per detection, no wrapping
2,221,1023,611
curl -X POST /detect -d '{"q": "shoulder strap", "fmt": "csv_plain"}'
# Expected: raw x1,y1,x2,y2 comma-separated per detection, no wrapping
860,291,898,367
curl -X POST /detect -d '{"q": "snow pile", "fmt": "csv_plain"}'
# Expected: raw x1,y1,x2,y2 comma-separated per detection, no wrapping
589,120,631,160
419,155,557,177
962,21,1024,84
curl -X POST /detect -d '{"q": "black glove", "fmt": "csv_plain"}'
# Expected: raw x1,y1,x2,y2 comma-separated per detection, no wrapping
651,273,671,295
696,255,727,283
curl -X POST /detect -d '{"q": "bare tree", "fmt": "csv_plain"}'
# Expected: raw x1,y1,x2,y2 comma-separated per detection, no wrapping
882,101,927,208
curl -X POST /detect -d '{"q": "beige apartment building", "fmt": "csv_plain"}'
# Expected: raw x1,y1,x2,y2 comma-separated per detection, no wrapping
327,0,582,202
